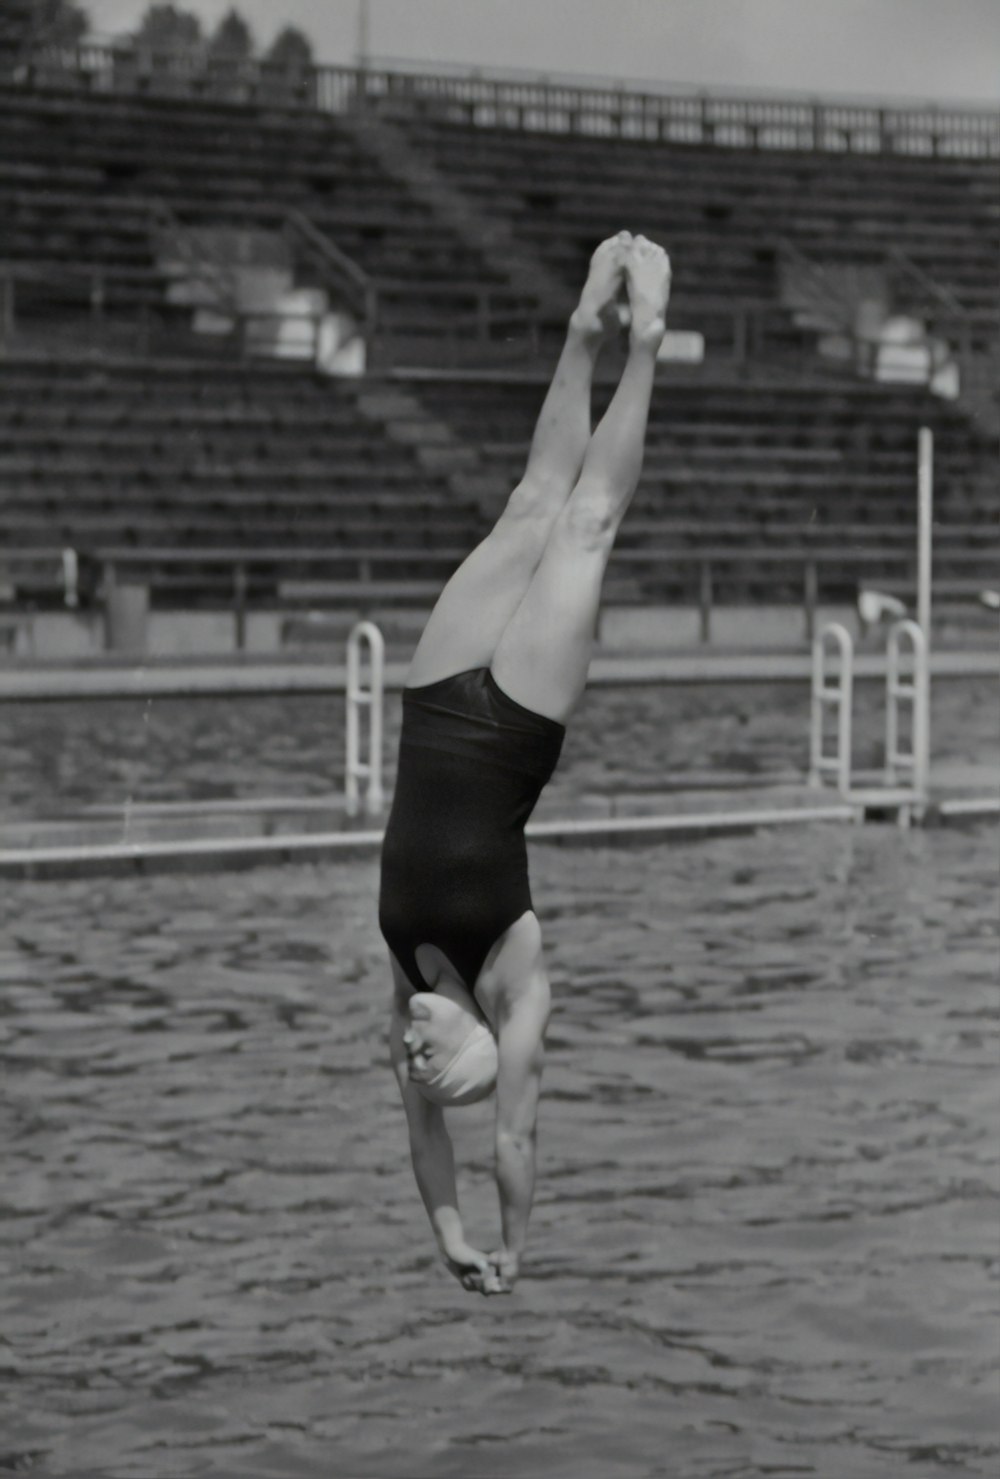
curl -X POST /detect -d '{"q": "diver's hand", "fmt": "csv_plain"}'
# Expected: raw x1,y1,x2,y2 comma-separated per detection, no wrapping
486,1247,520,1294
440,1236,501,1295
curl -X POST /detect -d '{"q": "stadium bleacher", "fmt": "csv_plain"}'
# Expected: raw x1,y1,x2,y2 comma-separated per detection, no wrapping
409,369,996,600
0,87,540,353
1,52,996,644
0,355,483,601
399,114,999,317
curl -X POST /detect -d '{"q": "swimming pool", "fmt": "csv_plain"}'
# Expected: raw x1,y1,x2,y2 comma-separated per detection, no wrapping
1,817,997,1477
1,674,997,821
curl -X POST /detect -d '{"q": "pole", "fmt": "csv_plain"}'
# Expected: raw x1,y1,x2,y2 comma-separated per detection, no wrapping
917,427,933,641
916,426,933,792
233,562,247,651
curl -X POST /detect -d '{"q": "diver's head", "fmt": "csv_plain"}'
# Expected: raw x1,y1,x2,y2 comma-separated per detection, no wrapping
404,983,498,1108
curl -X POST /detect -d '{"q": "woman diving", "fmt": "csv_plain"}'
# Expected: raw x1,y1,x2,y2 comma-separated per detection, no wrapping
379,232,672,1295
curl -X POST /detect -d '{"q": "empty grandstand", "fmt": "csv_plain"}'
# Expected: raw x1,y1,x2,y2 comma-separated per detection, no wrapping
1,40,997,654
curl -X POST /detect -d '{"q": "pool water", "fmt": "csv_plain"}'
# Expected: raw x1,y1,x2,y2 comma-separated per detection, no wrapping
0,676,997,820
1,820,997,1477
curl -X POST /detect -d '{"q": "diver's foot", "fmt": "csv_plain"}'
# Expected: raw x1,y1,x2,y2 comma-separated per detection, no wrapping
570,231,632,340
625,234,671,352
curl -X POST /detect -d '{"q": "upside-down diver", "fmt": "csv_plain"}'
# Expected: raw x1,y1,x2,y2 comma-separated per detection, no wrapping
379,232,671,1295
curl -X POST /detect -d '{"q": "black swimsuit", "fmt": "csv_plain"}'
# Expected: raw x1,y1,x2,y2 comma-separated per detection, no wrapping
378,667,565,993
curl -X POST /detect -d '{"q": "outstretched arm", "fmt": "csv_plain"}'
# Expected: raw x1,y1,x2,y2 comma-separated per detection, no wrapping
491,970,551,1291
390,995,497,1291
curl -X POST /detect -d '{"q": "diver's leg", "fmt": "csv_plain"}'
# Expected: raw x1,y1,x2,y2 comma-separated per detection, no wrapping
491,237,671,723
404,232,631,687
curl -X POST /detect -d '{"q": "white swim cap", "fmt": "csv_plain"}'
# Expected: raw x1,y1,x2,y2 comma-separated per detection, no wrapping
415,1019,499,1108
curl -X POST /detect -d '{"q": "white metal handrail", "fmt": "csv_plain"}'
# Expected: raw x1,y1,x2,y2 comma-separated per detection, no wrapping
885,619,930,798
809,621,854,795
345,620,385,818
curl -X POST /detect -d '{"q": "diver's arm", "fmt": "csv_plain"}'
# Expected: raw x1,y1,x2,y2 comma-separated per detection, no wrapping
404,1087,463,1249
493,972,551,1279
390,998,492,1287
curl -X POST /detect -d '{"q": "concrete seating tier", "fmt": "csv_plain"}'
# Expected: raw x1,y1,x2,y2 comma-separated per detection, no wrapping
0,90,530,344
403,118,998,316
0,357,482,562
5,86,993,372
410,372,997,533
2,353,994,610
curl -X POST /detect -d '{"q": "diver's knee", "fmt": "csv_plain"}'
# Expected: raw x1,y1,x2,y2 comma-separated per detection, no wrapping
558,487,619,548
505,475,568,524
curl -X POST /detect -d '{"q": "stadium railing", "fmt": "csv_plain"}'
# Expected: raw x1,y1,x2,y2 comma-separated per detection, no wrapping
0,252,854,373
12,46,999,159
4,542,997,650
0,258,545,367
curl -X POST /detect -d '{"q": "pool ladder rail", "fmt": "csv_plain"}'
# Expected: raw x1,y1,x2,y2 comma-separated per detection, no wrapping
4,612,997,878
345,620,385,819
810,619,930,826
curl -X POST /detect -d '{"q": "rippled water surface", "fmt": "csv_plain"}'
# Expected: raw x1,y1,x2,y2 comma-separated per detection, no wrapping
1,676,997,819
2,821,998,1478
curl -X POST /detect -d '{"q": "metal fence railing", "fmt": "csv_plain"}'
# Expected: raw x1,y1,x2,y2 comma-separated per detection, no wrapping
12,46,999,158
4,542,998,651
326,69,1000,159
0,253,548,369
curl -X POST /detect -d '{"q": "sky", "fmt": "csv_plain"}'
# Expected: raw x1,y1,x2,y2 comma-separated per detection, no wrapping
83,0,1000,104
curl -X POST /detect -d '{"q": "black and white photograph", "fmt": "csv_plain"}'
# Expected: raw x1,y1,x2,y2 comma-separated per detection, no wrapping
1,1,998,1474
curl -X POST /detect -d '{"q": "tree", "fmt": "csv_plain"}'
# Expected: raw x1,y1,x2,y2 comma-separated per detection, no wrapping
27,0,89,47
207,8,254,62
134,4,203,52
266,25,313,71
1,2,87,79
0,4,37,54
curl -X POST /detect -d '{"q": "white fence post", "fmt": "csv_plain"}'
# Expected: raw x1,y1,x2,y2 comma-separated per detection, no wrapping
345,620,385,818
809,622,854,796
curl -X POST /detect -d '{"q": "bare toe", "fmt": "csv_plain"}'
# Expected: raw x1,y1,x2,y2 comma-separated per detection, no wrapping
572,231,634,337
625,236,671,346
591,229,632,265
